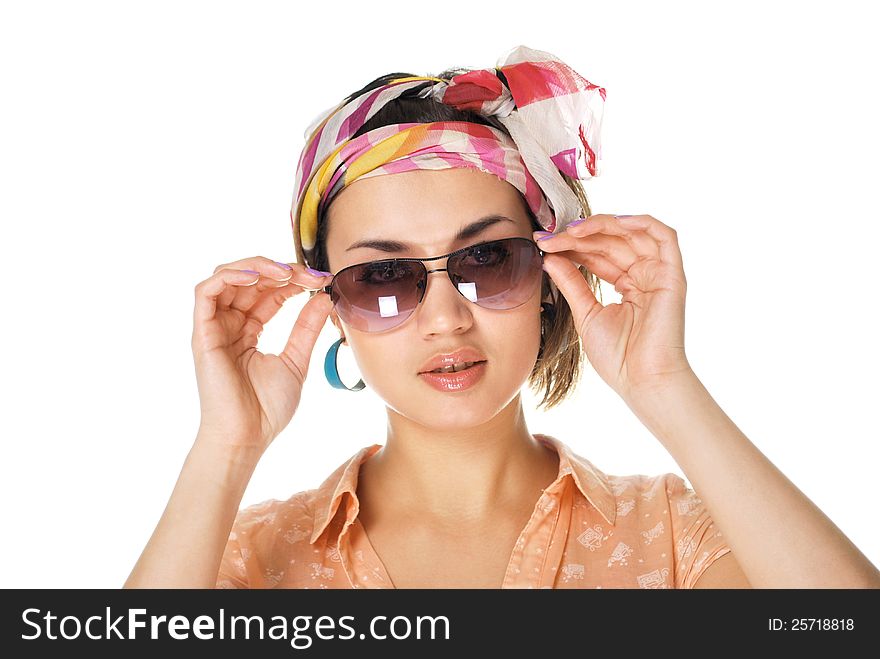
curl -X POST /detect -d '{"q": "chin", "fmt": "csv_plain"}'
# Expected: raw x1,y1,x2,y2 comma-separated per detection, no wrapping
383,387,492,424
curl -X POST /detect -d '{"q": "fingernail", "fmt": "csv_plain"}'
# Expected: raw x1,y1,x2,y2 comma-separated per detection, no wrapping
273,261,293,270
614,214,635,218
242,269,260,275
567,218,586,227
536,233,555,241
306,266,333,277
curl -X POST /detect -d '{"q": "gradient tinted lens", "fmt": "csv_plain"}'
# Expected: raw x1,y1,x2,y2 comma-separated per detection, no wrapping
330,237,542,333
448,237,542,310
330,260,426,333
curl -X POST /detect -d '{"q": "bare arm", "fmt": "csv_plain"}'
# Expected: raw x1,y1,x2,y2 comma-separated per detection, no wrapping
123,434,261,589
125,256,332,587
627,370,880,588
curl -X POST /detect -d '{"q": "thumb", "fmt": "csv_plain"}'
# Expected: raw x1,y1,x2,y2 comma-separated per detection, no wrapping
280,291,334,382
541,253,602,326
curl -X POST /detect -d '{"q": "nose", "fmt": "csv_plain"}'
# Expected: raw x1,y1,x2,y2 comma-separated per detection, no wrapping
421,258,477,304
415,260,476,332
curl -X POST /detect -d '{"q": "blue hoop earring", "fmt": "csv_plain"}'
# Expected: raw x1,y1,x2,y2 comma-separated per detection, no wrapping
324,337,366,391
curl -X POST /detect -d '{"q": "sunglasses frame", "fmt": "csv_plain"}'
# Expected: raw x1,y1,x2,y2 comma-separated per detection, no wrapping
321,236,547,304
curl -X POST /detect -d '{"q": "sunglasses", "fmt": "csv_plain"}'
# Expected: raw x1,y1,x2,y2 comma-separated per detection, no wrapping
322,236,546,333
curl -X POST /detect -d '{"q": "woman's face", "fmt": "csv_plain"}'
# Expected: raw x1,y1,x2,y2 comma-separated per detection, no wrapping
324,167,548,429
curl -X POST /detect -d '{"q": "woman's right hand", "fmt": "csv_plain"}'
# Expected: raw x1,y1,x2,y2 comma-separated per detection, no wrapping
191,257,335,456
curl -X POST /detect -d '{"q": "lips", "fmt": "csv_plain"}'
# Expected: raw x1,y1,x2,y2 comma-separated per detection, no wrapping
425,360,486,374
418,347,488,374
419,360,488,392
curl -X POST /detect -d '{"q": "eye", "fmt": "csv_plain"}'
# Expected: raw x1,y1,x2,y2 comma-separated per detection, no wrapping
354,261,413,284
463,242,511,266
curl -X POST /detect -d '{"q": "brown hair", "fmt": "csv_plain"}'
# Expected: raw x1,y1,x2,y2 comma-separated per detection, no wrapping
301,68,603,411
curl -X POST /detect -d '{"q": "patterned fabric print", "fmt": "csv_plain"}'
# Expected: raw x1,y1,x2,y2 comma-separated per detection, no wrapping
290,44,606,269
215,435,732,589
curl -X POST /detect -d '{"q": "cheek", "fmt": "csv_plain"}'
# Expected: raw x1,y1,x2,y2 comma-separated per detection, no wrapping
348,335,419,385
484,309,543,366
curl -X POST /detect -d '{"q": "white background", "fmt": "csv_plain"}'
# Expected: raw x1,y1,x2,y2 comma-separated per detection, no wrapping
2,0,877,588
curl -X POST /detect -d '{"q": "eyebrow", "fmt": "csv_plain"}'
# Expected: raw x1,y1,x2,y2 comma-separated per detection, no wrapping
345,214,516,253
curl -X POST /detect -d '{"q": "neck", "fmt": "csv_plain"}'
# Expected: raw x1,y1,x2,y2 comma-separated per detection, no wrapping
357,395,560,530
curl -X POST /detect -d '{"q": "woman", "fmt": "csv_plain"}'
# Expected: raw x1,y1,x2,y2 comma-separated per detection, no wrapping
124,46,880,589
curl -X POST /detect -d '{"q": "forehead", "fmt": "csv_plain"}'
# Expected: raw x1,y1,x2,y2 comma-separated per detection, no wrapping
325,168,533,250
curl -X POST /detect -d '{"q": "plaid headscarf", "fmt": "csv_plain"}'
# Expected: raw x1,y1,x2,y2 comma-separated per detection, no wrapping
290,45,606,269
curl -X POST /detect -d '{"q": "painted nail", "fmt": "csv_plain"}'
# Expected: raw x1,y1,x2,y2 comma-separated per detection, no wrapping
536,233,555,241
273,261,293,270
241,269,260,275
567,218,586,227
614,215,635,218
306,266,333,277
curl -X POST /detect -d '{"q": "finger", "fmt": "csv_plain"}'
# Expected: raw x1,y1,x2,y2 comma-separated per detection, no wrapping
211,257,296,277
232,262,332,314
534,230,640,274
574,215,661,261
574,251,626,288
246,273,329,327
558,216,686,295
541,252,603,328
602,214,683,269
193,268,264,328
215,273,288,310
226,274,291,312
211,256,293,308
278,291,335,384
537,215,660,259
214,257,293,309
550,250,644,300
220,259,329,312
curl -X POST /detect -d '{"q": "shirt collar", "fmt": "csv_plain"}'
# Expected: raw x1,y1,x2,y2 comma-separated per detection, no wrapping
309,433,617,544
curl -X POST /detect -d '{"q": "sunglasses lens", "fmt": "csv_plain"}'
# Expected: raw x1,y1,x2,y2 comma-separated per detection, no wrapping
330,238,541,333
330,260,424,332
449,238,541,310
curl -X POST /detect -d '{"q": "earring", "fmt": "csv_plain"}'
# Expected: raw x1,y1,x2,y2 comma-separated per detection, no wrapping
324,337,366,391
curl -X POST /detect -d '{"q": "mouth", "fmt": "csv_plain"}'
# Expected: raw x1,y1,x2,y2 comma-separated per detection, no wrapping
418,360,489,392
419,360,487,375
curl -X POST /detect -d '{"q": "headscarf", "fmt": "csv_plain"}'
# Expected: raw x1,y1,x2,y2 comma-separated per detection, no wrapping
290,45,606,269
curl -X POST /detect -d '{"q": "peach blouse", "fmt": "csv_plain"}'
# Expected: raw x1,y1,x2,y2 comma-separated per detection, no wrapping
216,433,732,589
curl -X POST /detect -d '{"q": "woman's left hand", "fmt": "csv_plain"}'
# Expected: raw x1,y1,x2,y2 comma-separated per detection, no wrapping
534,213,693,400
